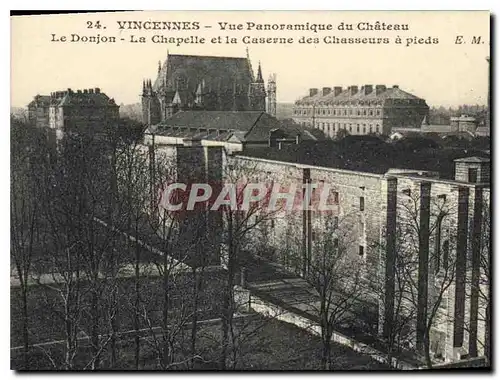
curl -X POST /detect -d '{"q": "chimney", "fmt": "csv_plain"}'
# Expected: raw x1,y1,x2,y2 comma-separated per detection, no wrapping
77,90,82,94
89,89,94,94
364,85,373,95
350,86,358,95
375,85,387,95
309,88,319,97
334,86,343,96
95,87,100,94
393,85,399,89
83,89,88,94
322,87,332,96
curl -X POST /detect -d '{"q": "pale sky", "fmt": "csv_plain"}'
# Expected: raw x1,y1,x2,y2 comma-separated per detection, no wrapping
11,11,490,108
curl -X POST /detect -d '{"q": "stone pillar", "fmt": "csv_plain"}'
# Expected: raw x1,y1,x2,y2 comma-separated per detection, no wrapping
378,177,398,339
302,168,312,276
453,186,470,349
416,181,431,353
233,285,251,313
205,146,223,266
240,266,248,288
468,186,483,357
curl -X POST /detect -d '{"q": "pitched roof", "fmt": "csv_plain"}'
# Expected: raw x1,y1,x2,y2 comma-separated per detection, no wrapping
239,141,490,179
155,111,269,130
29,90,117,108
296,85,425,106
454,156,490,163
27,95,51,108
57,92,117,107
151,111,282,143
154,54,254,95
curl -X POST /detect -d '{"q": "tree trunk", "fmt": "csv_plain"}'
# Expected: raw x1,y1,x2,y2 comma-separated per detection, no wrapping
320,327,332,370
219,215,234,370
109,234,118,368
64,286,74,370
21,285,29,368
162,228,170,369
91,287,100,369
190,267,200,368
485,300,490,365
134,221,140,370
423,332,433,369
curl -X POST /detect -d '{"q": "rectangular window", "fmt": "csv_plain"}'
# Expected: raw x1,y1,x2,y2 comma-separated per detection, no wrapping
312,231,316,242
333,216,339,229
438,194,447,202
442,240,450,271
434,218,442,273
468,168,478,183
334,238,339,249
360,196,365,211
359,245,365,257
332,191,339,204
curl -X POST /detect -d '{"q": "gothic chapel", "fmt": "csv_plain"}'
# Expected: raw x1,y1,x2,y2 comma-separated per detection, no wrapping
142,51,271,124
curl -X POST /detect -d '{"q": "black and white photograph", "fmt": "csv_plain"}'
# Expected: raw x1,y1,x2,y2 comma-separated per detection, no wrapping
9,10,491,371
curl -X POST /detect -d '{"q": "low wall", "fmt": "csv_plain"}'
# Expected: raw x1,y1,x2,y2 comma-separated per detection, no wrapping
249,293,416,370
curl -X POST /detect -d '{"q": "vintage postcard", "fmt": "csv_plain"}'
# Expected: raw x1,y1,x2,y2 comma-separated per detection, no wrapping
10,10,491,371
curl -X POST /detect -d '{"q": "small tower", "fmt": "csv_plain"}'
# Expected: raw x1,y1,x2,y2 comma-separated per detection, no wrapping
141,79,150,125
141,79,161,126
248,61,266,111
267,73,277,117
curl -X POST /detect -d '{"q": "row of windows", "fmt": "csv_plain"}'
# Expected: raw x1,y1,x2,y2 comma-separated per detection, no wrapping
295,108,383,117
310,234,366,258
317,122,381,135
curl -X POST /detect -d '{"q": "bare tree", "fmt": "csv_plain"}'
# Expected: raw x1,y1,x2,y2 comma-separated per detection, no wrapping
33,130,127,369
395,188,457,368
306,215,365,370
111,136,151,369
137,144,206,370
463,195,491,364
10,118,46,367
217,158,282,370
370,223,418,367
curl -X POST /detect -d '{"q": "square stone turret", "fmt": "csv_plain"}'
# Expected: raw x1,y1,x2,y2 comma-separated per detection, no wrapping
454,157,490,183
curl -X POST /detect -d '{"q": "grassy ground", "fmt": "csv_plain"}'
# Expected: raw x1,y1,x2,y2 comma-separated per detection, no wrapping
11,271,225,349
11,315,390,370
